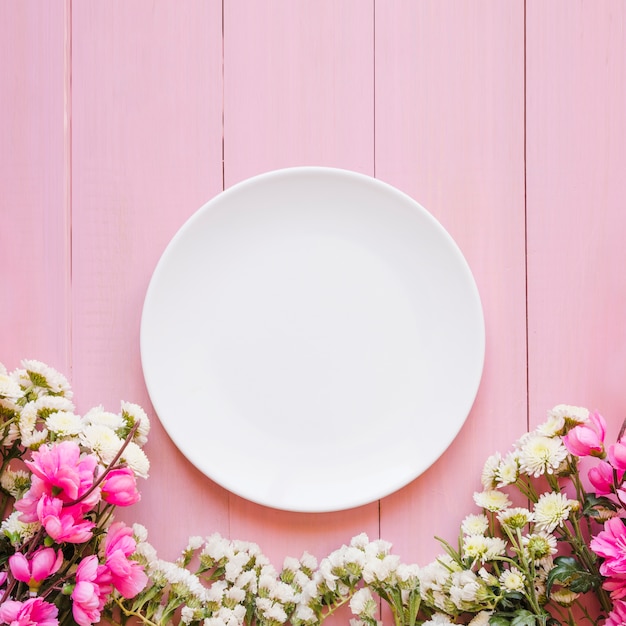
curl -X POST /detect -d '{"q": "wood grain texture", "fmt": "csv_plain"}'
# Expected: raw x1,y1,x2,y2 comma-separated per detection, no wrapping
223,0,380,569
0,2,71,374
526,2,626,436
375,0,526,565
70,1,227,561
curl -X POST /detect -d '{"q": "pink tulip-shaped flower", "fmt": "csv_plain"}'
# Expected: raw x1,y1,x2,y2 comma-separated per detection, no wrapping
609,440,626,473
590,517,626,577
9,548,63,591
37,496,95,544
563,411,606,457
104,522,147,598
0,597,59,626
101,467,140,506
589,460,615,495
71,555,112,626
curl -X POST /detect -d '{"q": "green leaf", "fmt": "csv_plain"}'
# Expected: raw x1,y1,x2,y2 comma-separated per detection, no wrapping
511,609,539,626
582,493,618,517
546,556,599,595
489,617,512,626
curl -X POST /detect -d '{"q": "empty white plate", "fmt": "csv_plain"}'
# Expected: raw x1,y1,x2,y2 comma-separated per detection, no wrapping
140,167,484,512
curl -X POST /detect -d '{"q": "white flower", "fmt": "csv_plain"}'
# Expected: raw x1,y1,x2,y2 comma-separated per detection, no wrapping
1,511,40,546
121,441,150,478
121,401,151,445
497,507,534,529
0,468,30,498
423,615,455,626
21,359,73,397
0,373,23,399
181,606,195,624
550,588,580,606
499,567,525,591
203,533,233,562
449,569,481,609
522,531,558,559
469,612,493,626
534,492,578,533
83,405,125,430
80,424,123,463
362,554,400,584
299,551,318,572
549,404,589,426
473,489,512,512
350,532,370,549
350,587,377,618
46,411,83,437
496,452,520,486
481,452,501,489
133,523,149,542
517,433,568,477
461,514,489,536
463,535,507,563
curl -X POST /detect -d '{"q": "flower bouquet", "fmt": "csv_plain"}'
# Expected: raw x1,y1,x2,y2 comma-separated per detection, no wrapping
0,360,150,626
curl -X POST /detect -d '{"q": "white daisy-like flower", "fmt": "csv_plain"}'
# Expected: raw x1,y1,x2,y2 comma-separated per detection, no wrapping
499,567,525,592
21,359,72,397
0,468,30,499
517,433,568,477
469,612,493,626
549,404,589,426
550,588,580,607
496,452,520,486
481,452,502,489
80,423,124,464
463,535,507,563
83,405,125,430
22,427,49,449
497,507,533,530
120,440,150,478
121,401,151,445
349,587,377,618
536,413,565,436
46,411,83,437
461,514,489,536
521,531,558,559
533,492,578,533
0,373,23,399
0,510,40,546
473,489,512,512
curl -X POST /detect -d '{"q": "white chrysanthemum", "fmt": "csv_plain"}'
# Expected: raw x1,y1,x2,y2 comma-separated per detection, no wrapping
120,440,150,478
0,510,40,546
461,514,489,536
497,507,534,530
481,452,501,489
533,492,578,533
550,588,580,606
80,423,124,463
83,405,125,430
121,401,151,445
522,532,558,559
423,615,456,626
418,555,458,596
517,434,568,477
22,427,48,449
473,489,512,512
46,411,84,437
499,567,525,591
0,468,30,499
496,452,520,486
463,535,507,563
469,612,493,626
549,404,589,426
536,413,565,436
21,359,72,397
350,587,377,618
18,402,37,437
0,373,23,399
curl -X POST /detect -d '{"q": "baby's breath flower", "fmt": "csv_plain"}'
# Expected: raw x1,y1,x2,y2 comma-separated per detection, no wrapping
461,514,489,536
473,489,512,512
499,567,525,592
533,492,578,533
517,434,568,477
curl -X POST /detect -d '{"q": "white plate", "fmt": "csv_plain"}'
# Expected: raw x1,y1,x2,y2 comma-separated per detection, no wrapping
140,167,484,512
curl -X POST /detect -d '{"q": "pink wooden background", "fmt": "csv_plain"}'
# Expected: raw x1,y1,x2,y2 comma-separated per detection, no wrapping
2,0,626,599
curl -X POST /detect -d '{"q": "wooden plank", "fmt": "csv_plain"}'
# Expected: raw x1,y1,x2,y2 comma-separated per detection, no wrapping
223,0,380,569
375,0,527,565
0,2,70,373
526,2,626,436
70,1,227,561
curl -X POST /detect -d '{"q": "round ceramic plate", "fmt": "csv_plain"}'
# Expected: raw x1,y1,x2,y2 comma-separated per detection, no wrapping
140,167,485,512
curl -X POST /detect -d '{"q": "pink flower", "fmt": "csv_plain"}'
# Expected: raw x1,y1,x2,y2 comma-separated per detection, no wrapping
606,599,626,626
9,548,63,591
589,460,615,495
609,441,626,473
37,496,94,544
563,411,606,457
101,467,140,506
0,597,58,626
103,522,147,598
590,517,626,577
71,556,112,626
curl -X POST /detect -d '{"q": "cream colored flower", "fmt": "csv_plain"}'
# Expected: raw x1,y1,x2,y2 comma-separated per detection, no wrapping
0,373,23,399
522,532,557,559
46,411,84,437
462,514,489,536
549,404,589,426
550,588,580,607
80,423,123,464
21,359,73,397
83,405,125,430
517,434,568,477
121,401,151,445
496,452,520,486
497,507,533,530
121,441,150,478
481,452,501,489
473,489,512,512
499,567,525,592
533,492,578,533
